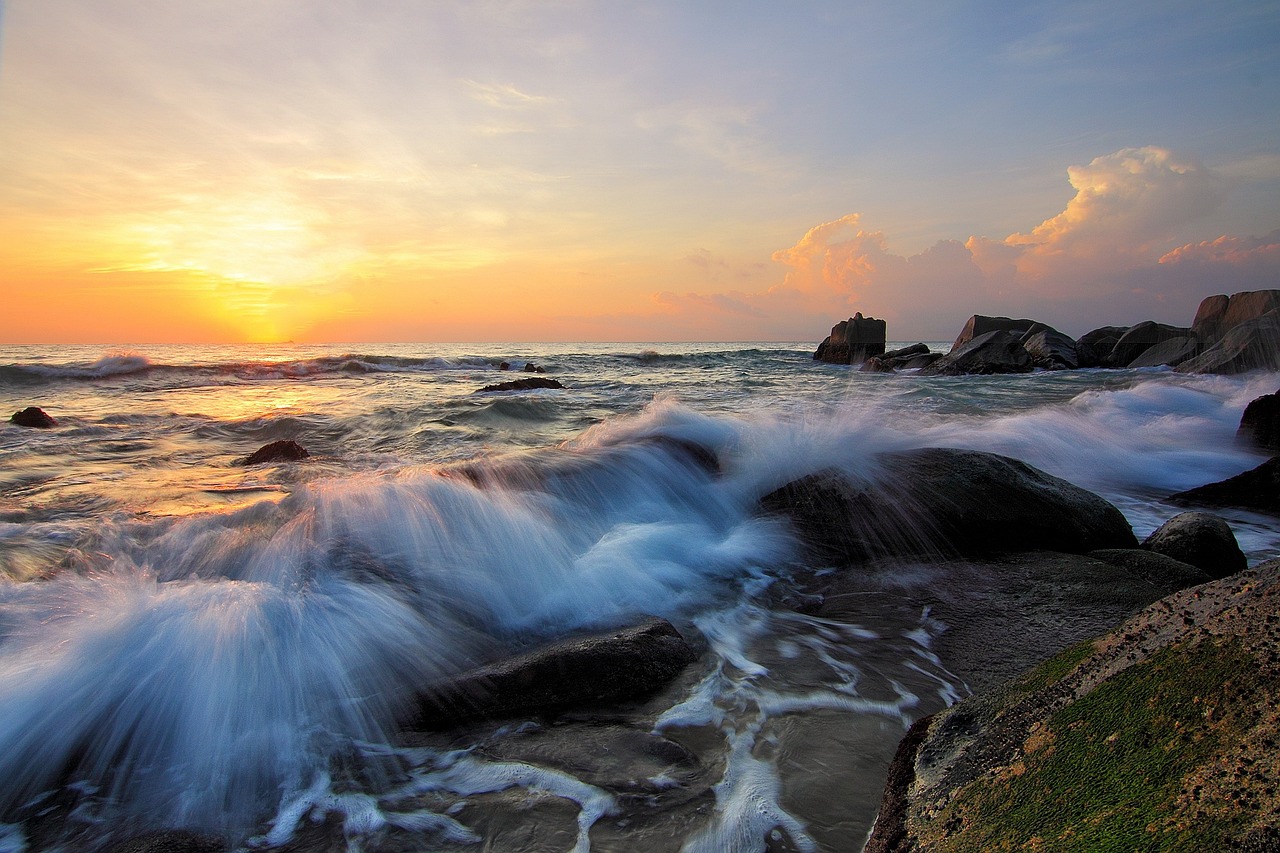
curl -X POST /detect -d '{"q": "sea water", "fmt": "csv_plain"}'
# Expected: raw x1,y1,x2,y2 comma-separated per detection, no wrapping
0,342,1277,852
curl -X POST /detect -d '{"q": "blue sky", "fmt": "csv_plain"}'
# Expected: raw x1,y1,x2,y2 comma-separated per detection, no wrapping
2,0,1278,342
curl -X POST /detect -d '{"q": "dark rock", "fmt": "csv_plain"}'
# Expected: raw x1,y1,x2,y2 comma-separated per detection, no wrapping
922,330,1032,375
499,361,511,370
864,714,934,853
1195,289,1280,341
865,343,942,372
10,406,57,428
1075,325,1129,368
409,617,698,730
1125,335,1200,368
760,448,1136,563
1170,457,1280,514
898,353,943,370
1021,328,1078,370
1087,548,1212,589
858,357,894,373
950,315,1042,351
239,439,309,466
477,377,564,393
523,362,545,373
1238,388,1280,453
881,342,930,361
1141,511,1247,579
1178,310,1280,374
108,831,227,853
1191,293,1232,341
1108,320,1192,368
814,313,887,364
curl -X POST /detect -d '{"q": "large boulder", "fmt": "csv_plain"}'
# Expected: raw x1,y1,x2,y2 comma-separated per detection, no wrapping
861,343,942,372
1193,289,1280,341
1125,335,1200,368
814,313,887,364
1020,328,1078,370
10,406,57,428
760,447,1137,564
1178,310,1280,374
1141,511,1247,579
1107,320,1193,368
923,330,1032,376
1075,325,1129,368
1237,388,1280,454
409,617,698,730
950,315,1041,351
1169,457,1280,515
866,560,1280,852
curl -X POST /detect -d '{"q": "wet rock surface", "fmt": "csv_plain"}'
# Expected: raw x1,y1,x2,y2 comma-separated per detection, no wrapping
1170,457,1280,515
1141,510,1247,579
239,439,310,466
477,377,564,393
10,406,57,428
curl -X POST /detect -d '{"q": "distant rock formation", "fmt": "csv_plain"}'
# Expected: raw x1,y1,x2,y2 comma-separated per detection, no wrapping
813,313,887,364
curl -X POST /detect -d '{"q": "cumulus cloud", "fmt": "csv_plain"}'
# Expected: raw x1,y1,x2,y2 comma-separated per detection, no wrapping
655,146,1278,340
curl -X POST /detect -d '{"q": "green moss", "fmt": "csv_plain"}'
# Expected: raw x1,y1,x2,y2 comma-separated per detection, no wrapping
1006,638,1096,698
926,637,1260,852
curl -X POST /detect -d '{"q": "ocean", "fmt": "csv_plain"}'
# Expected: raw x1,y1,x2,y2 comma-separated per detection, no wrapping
1,342,1278,852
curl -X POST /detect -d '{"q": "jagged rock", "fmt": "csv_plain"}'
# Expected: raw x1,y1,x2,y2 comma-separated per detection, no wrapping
1238,388,1280,454
1107,320,1192,368
239,439,309,466
814,313,887,364
10,406,57,428
866,560,1280,851
923,330,1032,375
760,447,1136,563
1141,511,1247,579
1021,328,1078,370
1169,457,1280,515
1178,310,1280,374
409,617,698,730
1126,335,1200,368
477,377,564,393
950,315,1041,351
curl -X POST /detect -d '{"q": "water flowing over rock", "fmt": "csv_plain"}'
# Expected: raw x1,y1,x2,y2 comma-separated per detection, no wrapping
10,406,57,428
922,330,1032,376
866,560,1280,852
1238,388,1280,454
409,617,698,730
1193,289,1280,341
1140,511,1247,579
238,439,309,466
1178,311,1280,374
813,313,887,364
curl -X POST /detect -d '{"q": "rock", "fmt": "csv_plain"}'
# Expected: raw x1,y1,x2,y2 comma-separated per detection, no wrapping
1192,289,1280,341
1191,293,1232,341
238,439,309,466
864,343,943,372
1087,548,1212,590
108,831,227,853
1169,457,1280,515
858,357,894,373
1125,334,1200,368
523,362,545,373
10,406,57,428
499,361,511,370
949,315,1042,351
1020,328,1078,370
477,377,564,393
409,617,698,730
1075,325,1129,368
866,559,1280,851
1238,388,1280,453
760,447,1137,563
882,342,931,361
1141,511,1247,579
1107,320,1192,368
1178,310,1280,374
813,313,887,364
922,330,1032,375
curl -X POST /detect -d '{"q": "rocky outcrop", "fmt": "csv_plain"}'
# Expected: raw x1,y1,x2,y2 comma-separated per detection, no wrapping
1107,320,1194,368
866,560,1280,852
477,377,564,393
1178,311,1280,374
409,617,698,730
813,313,887,364
1193,289,1280,341
950,315,1040,351
1126,334,1200,368
1141,511,1247,579
1075,325,1128,367
238,439,309,466
760,447,1137,564
1021,328,1078,370
922,330,1032,376
860,343,942,372
1169,457,1280,515
10,406,57,428
1238,388,1280,454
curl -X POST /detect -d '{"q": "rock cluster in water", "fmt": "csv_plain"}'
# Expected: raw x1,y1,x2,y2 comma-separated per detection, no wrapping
814,288,1280,375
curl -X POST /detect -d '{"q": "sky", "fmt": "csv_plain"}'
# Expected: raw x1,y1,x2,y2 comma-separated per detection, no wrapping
1,0,1278,343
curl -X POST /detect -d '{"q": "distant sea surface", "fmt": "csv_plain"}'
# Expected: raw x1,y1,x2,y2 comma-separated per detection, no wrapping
1,341,1277,852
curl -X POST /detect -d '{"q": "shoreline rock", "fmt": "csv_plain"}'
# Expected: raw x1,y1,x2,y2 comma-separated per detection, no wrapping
238,439,309,466
813,313,887,364
477,377,564,393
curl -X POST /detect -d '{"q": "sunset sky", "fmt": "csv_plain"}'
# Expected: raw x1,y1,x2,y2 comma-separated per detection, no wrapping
2,1,1278,343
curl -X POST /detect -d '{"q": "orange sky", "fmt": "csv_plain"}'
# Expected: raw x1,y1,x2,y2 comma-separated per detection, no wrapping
2,2,1278,343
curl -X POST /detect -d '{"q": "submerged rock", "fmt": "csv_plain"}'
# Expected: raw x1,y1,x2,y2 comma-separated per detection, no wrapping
10,406,57,428
760,447,1137,563
1169,457,1280,515
477,377,564,393
866,560,1280,852
238,439,309,466
409,617,698,730
1141,511,1247,579
1238,388,1280,454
